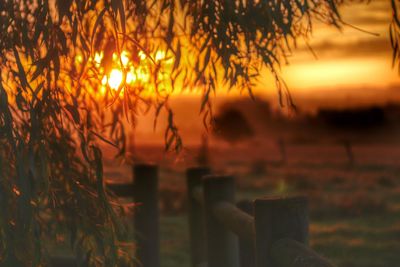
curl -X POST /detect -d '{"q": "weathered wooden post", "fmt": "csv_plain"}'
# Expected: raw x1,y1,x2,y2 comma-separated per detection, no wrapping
254,195,308,267
133,164,159,267
237,200,256,267
203,175,240,267
186,167,211,267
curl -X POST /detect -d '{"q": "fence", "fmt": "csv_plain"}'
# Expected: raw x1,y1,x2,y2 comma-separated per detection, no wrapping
108,164,160,267
186,167,335,267
52,164,336,267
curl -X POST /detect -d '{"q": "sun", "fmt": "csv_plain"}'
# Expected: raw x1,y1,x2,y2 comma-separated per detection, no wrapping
97,50,169,92
107,69,123,90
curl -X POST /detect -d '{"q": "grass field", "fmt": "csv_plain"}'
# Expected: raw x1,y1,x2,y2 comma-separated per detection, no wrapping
160,210,400,267
104,143,400,267
158,166,400,267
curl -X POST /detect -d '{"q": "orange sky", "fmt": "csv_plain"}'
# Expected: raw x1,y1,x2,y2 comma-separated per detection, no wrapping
103,0,399,107
132,0,400,144
165,0,400,108
256,0,399,96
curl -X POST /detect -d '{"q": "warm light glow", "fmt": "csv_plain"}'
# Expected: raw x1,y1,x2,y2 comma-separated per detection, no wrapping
155,51,166,62
120,51,130,67
136,67,150,83
101,76,108,85
91,49,174,94
138,51,147,60
126,72,136,84
94,52,103,66
102,66,151,91
155,50,174,65
282,59,394,90
75,54,83,63
108,69,123,89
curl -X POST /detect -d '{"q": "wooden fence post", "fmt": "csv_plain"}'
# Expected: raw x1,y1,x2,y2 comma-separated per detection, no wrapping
237,200,256,267
343,140,355,166
203,175,239,267
254,195,308,267
133,164,159,267
186,167,211,267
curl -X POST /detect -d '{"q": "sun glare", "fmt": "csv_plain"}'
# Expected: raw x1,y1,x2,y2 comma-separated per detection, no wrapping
108,69,123,89
90,49,174,94
94,52,103,67
155,51,165,61
120,51,130,67
126,72,136,84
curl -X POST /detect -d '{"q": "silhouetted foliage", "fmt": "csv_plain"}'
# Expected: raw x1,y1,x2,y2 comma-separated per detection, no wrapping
317,107,386,130
213,108,254,144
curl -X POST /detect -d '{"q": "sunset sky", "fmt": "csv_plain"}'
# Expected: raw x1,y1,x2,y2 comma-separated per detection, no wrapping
283,0,394,88
169,0,400,109
134,0,400,143
252,0,400,107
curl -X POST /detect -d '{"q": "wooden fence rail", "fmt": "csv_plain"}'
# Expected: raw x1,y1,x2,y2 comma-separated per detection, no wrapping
51,164,336,267
187,167,337,267
213,200,254,241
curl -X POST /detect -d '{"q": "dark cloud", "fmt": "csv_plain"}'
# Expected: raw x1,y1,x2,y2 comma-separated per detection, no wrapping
298,36,391,58
340,0,391,27
346,0,391,14
345,15,389,27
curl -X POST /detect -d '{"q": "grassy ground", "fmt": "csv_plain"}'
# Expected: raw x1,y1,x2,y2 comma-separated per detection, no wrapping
312,214,400,267
157,161,400,267
102,143,400,266
160,216,190,267
160,205,400,267
160,211,400,267
48,144,400,266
